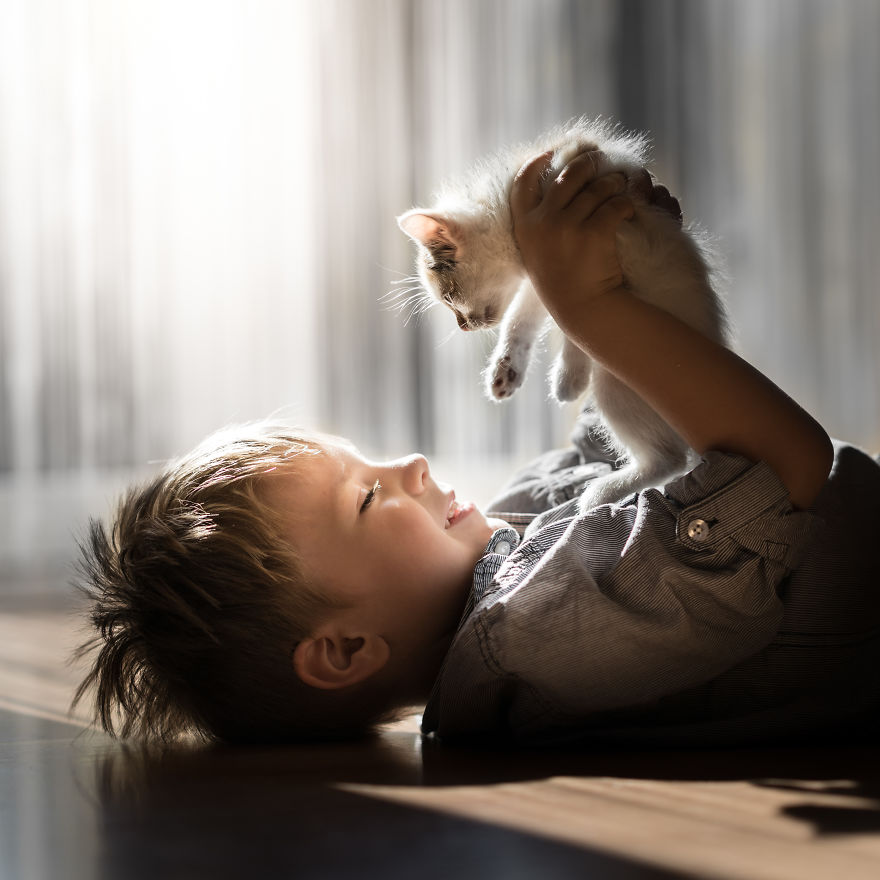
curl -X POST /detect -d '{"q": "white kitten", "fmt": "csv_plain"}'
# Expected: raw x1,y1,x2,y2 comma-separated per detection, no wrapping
397,117,729,509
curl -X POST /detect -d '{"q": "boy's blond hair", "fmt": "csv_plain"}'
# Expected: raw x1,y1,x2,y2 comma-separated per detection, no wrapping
72,423,401,743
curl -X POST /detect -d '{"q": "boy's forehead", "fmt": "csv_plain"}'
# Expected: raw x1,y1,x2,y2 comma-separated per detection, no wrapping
324,436,364,462
263,444,346,514
261,434,380,520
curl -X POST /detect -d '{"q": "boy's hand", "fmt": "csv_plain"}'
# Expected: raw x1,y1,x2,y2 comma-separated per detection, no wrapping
510,150,634,314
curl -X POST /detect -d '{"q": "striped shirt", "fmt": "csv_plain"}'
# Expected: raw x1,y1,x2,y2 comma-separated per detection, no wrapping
421,429,880,747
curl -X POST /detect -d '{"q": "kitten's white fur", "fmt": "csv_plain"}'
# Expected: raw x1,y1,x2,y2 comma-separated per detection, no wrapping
397,117,729,510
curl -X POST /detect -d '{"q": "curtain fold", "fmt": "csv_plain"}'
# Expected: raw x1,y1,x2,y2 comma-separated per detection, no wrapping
1,0,878,577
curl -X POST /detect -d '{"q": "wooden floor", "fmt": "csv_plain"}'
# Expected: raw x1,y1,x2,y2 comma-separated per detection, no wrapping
3,593,880,880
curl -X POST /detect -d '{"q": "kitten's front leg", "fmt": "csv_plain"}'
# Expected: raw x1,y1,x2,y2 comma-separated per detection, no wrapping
484,281,547,400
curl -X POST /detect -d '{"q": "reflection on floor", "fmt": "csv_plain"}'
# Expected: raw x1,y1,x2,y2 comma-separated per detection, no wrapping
2,594,880,880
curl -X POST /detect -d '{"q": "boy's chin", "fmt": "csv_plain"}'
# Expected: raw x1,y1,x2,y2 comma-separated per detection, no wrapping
487,515,511,532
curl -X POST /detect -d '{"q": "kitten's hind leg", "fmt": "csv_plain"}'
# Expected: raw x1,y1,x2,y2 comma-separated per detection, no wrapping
550,337,592,403
577,370,690,512
485,281,548,400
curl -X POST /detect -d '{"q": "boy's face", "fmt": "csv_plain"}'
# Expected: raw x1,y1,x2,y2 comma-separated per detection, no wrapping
265,439,505,659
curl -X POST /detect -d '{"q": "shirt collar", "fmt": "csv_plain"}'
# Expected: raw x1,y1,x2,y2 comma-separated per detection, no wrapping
486,511,535,540
465,526,520,616
422,525,520,735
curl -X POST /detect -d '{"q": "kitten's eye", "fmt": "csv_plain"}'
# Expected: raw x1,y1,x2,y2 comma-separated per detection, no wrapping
359,479,381,513
426,241,456,274
428,241,456,260
427,259,456,274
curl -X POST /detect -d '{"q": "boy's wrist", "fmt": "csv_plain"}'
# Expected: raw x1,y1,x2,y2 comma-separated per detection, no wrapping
540,284,635,352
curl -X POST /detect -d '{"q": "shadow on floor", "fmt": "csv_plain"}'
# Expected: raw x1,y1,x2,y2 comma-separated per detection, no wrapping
4,705,880,879
80,715,880,842
5,710,692,880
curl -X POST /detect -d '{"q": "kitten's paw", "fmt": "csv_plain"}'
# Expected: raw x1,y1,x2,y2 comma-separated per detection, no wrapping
485,353,525,400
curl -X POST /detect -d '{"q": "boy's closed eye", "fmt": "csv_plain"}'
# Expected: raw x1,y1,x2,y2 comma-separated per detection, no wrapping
360,480,381,513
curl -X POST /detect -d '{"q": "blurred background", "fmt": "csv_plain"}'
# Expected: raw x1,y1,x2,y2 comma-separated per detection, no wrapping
1,0,878,592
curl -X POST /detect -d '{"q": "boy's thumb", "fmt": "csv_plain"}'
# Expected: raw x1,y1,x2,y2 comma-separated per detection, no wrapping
510,151,553,215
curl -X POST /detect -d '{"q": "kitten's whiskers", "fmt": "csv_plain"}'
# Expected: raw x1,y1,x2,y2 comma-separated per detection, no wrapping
379,286,422,306
380,280,437,327
435,327,459,349
381,275,422,295
403,296,437,327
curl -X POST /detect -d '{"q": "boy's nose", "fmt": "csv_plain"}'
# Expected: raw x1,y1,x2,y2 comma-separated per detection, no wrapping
399,454,429,494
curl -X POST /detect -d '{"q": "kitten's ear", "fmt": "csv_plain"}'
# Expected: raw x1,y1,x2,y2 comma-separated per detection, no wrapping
397,210,460,252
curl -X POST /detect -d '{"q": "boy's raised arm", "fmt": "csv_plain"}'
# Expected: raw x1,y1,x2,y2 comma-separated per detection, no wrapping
510,152,833,510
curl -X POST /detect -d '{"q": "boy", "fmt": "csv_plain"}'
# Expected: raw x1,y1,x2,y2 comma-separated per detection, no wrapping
74,153,880,746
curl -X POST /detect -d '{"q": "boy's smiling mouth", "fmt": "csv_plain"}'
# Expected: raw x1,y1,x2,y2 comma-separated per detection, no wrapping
445,492,475,529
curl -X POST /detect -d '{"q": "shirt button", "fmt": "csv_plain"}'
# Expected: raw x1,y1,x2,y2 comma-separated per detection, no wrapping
494,540,512,556
687,518,711,542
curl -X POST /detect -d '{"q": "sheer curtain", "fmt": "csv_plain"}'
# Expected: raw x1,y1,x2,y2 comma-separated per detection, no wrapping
311,0,615,459
616,0,880,447
1,0,322,577
1,0,878,582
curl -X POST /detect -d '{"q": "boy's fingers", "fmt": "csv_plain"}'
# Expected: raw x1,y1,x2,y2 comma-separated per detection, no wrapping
652,186,683,224
630,168,653,201
568,172,627,223
510,151,553,216
542,149,604,211
589,193,635,229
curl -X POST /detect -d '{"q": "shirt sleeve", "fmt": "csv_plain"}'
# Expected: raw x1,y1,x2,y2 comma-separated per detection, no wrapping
480,452,821,728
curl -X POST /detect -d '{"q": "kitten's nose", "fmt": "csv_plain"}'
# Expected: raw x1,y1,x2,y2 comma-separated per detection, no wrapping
456,313,474,331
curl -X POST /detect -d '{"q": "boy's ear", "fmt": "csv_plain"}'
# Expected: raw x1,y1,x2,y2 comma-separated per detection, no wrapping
292,628,390,691
397,210,460,252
